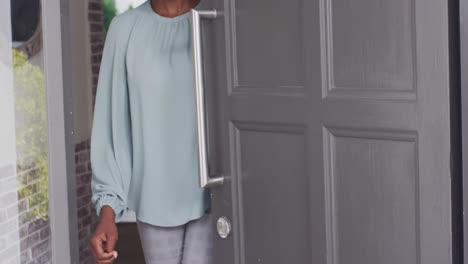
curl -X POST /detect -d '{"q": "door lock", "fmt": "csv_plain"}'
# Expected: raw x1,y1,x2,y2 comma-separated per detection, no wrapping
216,216,231,238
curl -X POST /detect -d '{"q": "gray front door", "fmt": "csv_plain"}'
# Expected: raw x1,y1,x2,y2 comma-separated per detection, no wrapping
197,0,455,263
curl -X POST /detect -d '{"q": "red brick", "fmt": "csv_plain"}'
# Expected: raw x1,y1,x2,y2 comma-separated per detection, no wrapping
75,164,87,174
88,2,102,11
75,141,88,152
90,22,103,33
79,173,92,185
88,12,103,23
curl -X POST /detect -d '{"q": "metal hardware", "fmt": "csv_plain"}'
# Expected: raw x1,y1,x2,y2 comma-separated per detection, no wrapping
191,9,224,188
216,216,231,238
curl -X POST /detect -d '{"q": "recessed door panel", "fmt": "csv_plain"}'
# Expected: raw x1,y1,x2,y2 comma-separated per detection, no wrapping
324,128,418,264
328,0,415,94
233,122,310,263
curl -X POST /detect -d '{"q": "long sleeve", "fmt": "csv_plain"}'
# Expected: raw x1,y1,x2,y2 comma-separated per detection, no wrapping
90,15,133,223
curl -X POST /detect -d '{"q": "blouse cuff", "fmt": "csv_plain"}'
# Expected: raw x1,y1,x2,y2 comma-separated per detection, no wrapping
95,193,126,222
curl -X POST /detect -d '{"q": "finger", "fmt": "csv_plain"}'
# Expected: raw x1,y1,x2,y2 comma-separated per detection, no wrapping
89,239,113,263
89,238,102,258
93,236,115,261
98,260,115,264
97,245,115,261
104,234,118,253
88,240,98,260
97,252,115,261
97,257,116,264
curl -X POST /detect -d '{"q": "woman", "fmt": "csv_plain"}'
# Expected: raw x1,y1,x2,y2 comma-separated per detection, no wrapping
87,0,214,263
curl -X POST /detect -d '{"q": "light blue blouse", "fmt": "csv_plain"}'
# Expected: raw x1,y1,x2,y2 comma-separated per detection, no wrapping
90,0,210,227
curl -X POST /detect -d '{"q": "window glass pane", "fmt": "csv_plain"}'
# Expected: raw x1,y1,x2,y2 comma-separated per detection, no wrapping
0,1,53,263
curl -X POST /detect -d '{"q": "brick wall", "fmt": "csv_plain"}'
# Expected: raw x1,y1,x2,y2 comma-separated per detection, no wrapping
75,139,99,264
75,1,106,263
0,164,21,264
0,162,52,264
88,0,105,105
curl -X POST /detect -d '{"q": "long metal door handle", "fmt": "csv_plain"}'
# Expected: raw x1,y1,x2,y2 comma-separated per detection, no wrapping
191,9,224,188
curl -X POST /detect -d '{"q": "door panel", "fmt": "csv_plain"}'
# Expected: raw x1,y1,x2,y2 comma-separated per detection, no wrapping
234,123,310,263
200,0,453,263
325,128,418,264
328,0,415,96
234,0,305,90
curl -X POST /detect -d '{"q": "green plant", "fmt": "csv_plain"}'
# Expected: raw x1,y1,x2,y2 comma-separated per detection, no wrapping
13,49,49,221
102,0,117,33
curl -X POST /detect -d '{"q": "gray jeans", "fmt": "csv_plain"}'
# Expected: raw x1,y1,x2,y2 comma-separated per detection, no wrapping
136,213,214,264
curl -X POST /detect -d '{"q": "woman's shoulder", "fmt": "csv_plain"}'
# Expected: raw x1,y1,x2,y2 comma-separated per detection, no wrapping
107,3,147,36
109,11,138,31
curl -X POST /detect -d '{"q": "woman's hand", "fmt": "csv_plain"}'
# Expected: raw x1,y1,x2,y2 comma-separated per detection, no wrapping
89,206,119,264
